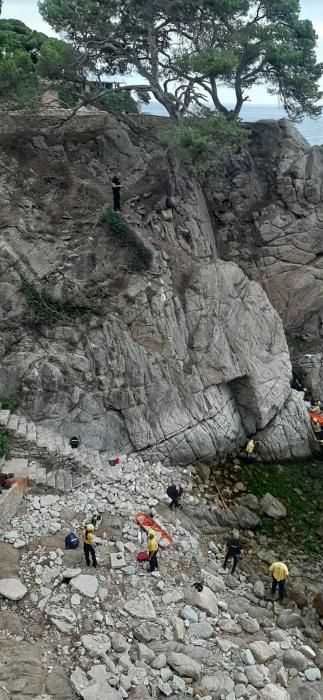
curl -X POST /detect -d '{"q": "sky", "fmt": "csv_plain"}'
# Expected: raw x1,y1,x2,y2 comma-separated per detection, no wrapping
2,0,323,106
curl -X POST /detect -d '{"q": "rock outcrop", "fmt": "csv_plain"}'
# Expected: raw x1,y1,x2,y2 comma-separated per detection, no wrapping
205,118,323,399
0,110,314,463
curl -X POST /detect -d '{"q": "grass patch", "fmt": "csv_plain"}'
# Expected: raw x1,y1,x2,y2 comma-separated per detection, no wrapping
0,429,9,459
101,209,153,273
242,459,323,553
20,276,97,327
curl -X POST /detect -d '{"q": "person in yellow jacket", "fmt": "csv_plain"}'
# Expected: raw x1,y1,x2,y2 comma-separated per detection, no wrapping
83,523,97,568
147,529,159,573
269,557,289,603
245,438,256,464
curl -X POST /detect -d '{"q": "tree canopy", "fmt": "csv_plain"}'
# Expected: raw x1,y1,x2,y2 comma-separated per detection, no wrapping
0,17,82,108
39,0,323,121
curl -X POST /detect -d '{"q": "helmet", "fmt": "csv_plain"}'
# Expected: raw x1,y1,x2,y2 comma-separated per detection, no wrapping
86,524,95,532
148,529,155,537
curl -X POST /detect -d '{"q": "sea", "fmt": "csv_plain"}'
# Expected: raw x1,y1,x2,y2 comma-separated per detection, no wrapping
142,102,323,146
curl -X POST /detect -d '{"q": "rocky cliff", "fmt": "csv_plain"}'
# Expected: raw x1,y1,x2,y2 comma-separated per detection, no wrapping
205,118,323,399
0,110,314,463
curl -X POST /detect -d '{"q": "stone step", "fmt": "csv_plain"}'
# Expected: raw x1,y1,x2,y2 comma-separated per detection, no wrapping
16,416,27,438
26,421,37,442
63,471,73,492
0,410,10,427
55,470,65,491
7,414,19,431
36,466,47,484
46,471,56,488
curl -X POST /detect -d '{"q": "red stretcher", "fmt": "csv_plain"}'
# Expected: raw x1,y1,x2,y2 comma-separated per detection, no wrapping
135,512,174,549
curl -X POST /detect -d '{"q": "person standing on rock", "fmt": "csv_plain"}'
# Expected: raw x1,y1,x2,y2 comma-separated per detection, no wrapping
223,529,243,575
83,523,97,569
147,529,159,573
112,175,122,212
166,483,183,509
269,557,289,604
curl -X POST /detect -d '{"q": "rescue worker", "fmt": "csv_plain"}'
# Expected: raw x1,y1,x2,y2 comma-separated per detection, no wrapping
147,529,158,573
269,556,289,604
223,529,243,574
166,483,183,509
245,438,255,464
83,523,97,568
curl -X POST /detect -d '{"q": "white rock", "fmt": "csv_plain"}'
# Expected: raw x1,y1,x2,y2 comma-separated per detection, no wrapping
305,667,321,681
40,495,60,508
201,570,225,592
81,634,111,655
62,568,82,579
70,574,99,598
0,578,27,601
80,682,119,700
124,594,156,620
162,590,184,605
260,493,287,519
110,552,126,569
167,652,201,680
184,585,218,615
259,684,289,699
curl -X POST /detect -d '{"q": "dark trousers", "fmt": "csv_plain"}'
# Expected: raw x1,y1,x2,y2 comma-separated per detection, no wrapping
149,552,158,572
223,551,239,574
84,543,97,568
247,453,253,464
271,577,285,602
113,191,121,211
169,497,179,509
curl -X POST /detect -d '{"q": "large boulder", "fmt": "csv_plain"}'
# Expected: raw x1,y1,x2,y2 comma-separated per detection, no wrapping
184,585,218,615
260,493,287,519
167,652,201,680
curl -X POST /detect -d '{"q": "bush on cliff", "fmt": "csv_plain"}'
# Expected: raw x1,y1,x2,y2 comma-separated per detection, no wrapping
0,428,9,459
20,276,97,327
101,210,153,273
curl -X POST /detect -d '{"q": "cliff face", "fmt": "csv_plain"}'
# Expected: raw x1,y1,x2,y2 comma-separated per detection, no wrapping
0,110,314,463
205,118,323,398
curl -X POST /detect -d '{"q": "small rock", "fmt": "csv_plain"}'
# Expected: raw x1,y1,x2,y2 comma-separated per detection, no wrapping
304,667,321,681
249,641,276,664
260,493,287,519
0,578,27,601
167,652,201,680
283,649,308,671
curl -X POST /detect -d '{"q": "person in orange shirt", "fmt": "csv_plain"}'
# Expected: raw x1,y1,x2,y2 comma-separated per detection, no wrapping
269,557,289,603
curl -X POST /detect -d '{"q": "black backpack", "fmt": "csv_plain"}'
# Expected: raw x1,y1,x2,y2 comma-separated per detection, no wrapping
65,532,80,550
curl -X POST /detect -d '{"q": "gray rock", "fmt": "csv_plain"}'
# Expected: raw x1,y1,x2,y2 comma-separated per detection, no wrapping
124,594,156,620
260,493,287,519
157,679,172,696
0,578,27,601
151,653,167,669
277,610,304,630
180,606,199,623
234,505,261,530
167,652,201,680
201,570,225,593
305,668,321,682
238,615,260,634
259,684,290,700
81,683,119,700
81,633,111,655
245,664,268,688
162,590,183,606
184,585,218,615
111,632,128,653
190,622,213,639
241,649,256,666
70,574,99,599
289,685,321,699
283,649,308,671
174,616,185,641
254,580,265,598
199,672,234,696
249,641,276,664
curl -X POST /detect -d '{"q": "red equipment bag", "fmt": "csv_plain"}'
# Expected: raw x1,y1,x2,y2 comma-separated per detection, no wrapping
136,551,149,562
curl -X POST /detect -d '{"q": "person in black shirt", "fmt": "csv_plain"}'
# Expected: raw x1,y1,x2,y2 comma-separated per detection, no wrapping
166,483,183,509
223,529,243,574
112,176,122,212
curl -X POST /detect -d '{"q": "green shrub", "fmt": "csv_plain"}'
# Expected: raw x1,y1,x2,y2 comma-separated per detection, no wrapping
0,428,9,459
0,394,20,412
101,210,153,273
20,276,97,327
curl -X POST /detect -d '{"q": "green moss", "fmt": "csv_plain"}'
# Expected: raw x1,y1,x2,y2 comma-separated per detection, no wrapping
242,459,323,553
101,209,153,273
0,428,9,459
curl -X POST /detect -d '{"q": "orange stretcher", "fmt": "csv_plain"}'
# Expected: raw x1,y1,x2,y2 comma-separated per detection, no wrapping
135,512,174,548
309,411,323,425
